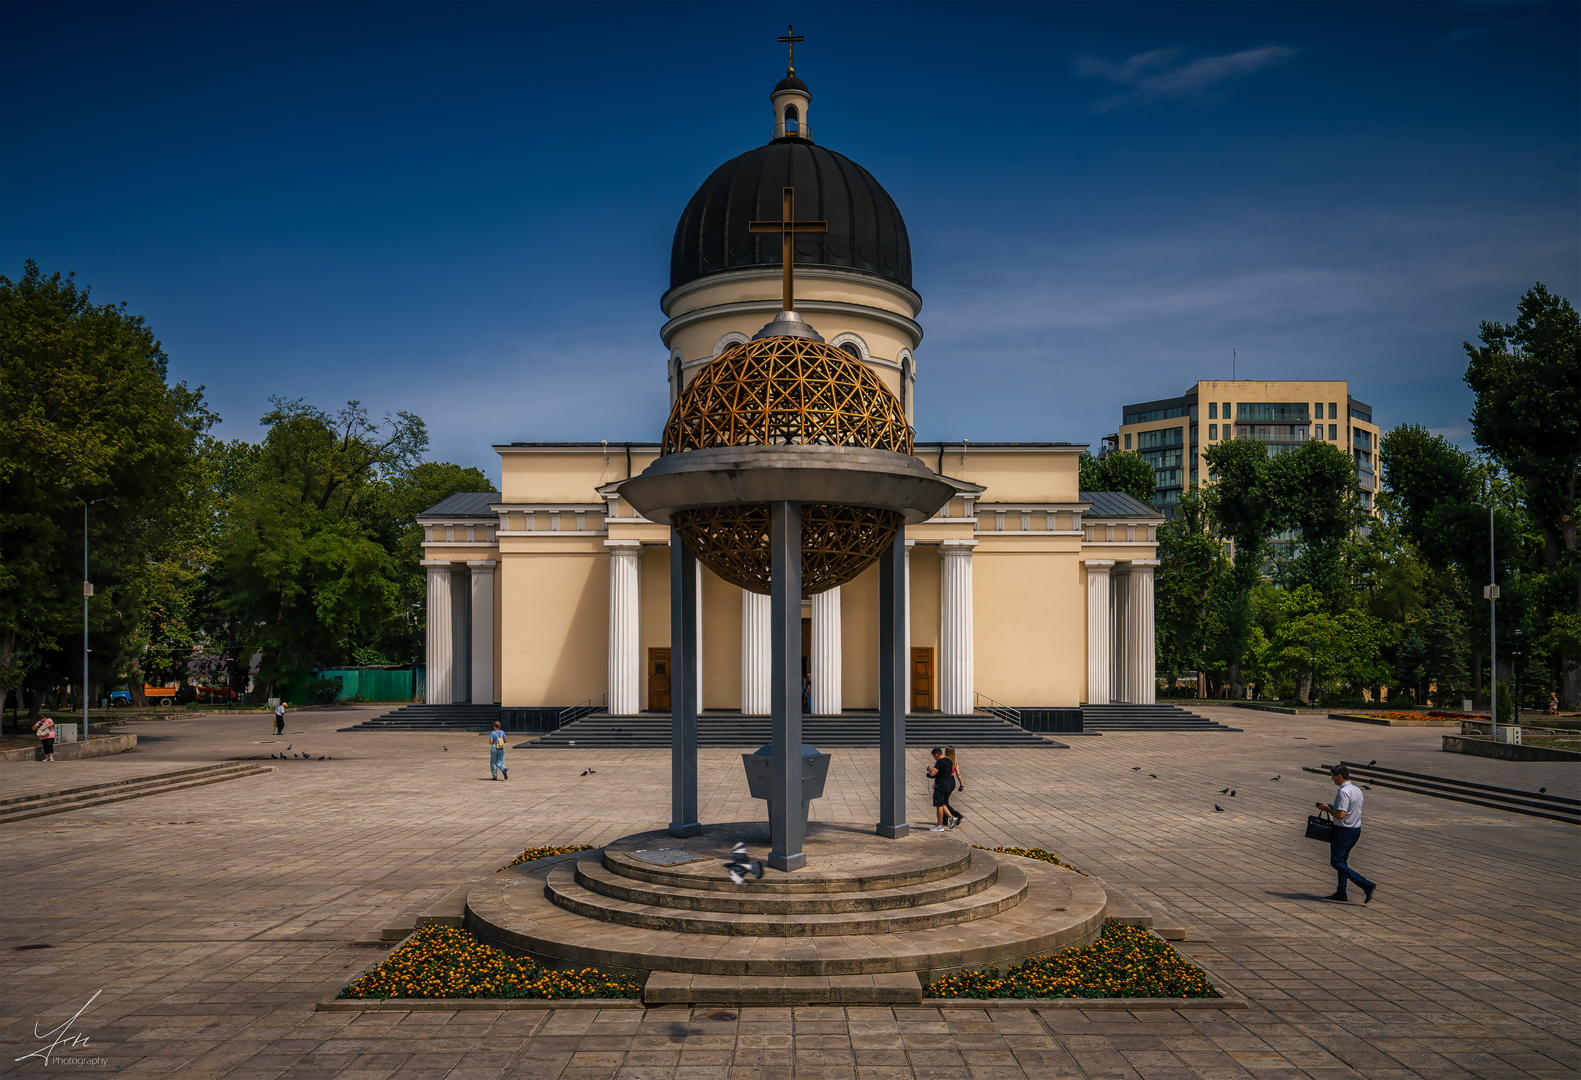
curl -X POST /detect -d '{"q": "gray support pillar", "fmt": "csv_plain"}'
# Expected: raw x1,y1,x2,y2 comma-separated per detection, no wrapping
669,537,701,837
877,527,909,838
768,500,806,871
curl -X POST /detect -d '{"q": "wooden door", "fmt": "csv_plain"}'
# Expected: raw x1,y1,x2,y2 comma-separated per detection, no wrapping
911,647,934,712
648,648,671,712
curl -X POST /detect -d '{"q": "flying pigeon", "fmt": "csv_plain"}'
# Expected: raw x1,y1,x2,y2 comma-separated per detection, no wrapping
723,843,763,886
1219,788,1230,794
1368,760,1377,766
1214,805,1225,812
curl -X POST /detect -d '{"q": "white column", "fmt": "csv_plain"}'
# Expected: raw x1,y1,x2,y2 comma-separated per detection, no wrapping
741,589,771,715
810,586,842,715
467,560,496,705
1085,560,1114,705
1112,566,1130,704
940,540,976,715
423,561,453,705
1127,560,1158,704
607,541,641,716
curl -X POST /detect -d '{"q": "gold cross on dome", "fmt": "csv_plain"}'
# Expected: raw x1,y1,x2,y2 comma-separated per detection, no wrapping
749,187,828,312
777,25,803,76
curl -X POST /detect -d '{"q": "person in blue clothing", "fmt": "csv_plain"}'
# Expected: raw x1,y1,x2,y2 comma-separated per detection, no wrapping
1317,765,1375,903
489,722,509,781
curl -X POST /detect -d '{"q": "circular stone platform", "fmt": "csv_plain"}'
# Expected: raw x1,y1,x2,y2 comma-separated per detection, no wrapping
465,821,1109,1004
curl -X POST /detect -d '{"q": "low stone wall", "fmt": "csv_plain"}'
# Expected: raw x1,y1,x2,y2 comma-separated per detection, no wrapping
1330,713,1462,727
1442,735,1581,763
0,733,138,763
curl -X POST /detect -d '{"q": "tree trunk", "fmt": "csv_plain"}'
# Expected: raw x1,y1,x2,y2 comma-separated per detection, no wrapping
1563,661,1581,712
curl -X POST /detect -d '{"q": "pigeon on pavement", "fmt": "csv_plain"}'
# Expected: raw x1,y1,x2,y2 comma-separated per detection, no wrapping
1229,790,1236,796
318,756,325,761
1132,767,1140,771
581,770,589,776
1219,788,1230,794
1214,805,1225,812
1368,760,1377,766
723,844,764,886
1149,774,1158,778
1539,787,1548,794
1271,775,1281,781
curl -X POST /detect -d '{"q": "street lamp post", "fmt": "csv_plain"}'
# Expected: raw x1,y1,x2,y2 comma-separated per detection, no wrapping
1512,627,1524,726
73,495,107,745
1485,501,1498,741
1308,638,1319,707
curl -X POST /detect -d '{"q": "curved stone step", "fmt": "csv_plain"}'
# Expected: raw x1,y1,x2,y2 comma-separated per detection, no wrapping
467,850,1106,978
544,858,1028,937
600,823,972,894
572,848,1002,917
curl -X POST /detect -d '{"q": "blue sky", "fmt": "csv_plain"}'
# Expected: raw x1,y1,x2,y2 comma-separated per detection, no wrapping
4,1,1576,479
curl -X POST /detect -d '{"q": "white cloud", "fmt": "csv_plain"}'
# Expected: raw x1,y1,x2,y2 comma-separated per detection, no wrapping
1076,45,1299,112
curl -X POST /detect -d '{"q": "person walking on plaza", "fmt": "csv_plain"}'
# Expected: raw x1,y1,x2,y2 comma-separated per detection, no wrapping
926,747,963,830
273,700,286,736
33,716,57,762
1317,765,1375,903
489,722,508,781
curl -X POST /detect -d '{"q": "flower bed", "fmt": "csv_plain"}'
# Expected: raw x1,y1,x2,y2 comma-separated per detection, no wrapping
338,923,641,1000
501,844,596,871
925,919,1218,999
980,845,1087,875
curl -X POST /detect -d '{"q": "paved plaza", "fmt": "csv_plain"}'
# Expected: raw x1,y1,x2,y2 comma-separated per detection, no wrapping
1,705,1577,1080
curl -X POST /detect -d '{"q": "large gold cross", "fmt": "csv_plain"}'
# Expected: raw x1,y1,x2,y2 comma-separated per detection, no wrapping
749,187,828,312
777,25,803,76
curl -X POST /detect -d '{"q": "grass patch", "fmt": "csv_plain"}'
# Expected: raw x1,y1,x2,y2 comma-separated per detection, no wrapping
500,844,596,871
979,845,1087,875
925,919,1218,999
338,924,641,1000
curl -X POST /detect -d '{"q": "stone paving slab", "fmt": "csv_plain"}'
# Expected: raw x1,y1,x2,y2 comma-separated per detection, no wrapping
0,704,1576,1080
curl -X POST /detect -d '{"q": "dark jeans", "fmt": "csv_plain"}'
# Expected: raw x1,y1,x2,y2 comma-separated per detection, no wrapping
1329,826,1372,894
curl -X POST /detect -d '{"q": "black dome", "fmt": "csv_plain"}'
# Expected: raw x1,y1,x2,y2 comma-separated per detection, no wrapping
670,138,913,292
774,75,810,94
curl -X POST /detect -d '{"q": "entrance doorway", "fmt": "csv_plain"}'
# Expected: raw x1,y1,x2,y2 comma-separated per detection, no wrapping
911,647,934,712
648,648,671,712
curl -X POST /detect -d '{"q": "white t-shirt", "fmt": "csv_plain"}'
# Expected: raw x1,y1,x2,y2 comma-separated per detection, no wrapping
275,704,285,718
1333,781,1364,828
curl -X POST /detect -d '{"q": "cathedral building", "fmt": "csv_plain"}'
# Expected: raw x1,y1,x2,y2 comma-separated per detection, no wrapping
418,68,1162,722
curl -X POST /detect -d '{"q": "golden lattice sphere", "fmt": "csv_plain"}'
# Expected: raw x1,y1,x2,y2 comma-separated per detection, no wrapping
663,334,912,595
661,335,912,455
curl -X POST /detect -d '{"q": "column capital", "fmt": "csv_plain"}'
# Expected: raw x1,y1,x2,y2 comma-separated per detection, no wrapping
940,539,979,555
1083,559,1115,571
604,539,642,553
421,559,454,571
1124,559,1161,569
466,559,497,572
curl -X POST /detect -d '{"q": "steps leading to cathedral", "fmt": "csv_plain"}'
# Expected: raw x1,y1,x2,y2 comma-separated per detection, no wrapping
523,712,1062,748
1081,703,1239,732
339,703,501,732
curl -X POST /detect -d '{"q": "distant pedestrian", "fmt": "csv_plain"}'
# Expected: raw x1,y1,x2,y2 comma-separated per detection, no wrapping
1316,765,1375,904
1550,693,1560,716
802,674,811,713
273,700,286,735
489,722,508,781
33,716,57,762
926,747,962,830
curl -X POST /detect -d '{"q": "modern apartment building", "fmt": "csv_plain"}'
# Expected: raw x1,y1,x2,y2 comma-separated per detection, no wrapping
1103,380,1382,517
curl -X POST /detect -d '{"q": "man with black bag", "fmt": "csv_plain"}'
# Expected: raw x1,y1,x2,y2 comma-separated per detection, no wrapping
1316,765,1376,904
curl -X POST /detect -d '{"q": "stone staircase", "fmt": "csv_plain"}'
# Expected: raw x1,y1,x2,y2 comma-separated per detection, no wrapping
523,712,1062,749
1081,703,1239,732
0,762,275,824
465,821,1108,1004
1306,761,1580,825
340,703,501,732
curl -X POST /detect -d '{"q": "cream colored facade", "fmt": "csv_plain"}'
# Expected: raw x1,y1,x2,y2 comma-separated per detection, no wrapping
420,444,1160,713
1109,379,1382,515
416,70,1163,716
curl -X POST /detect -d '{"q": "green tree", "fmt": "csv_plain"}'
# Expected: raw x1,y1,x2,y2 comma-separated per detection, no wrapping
1264,586,1394,704
1464,283,1581,706
0,261,214,719
1201,438,1274,692
1379,424,1478,549
211,398,428,693
1264,439,1364,605
1154,488,1228,684
1079,450,1157,504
